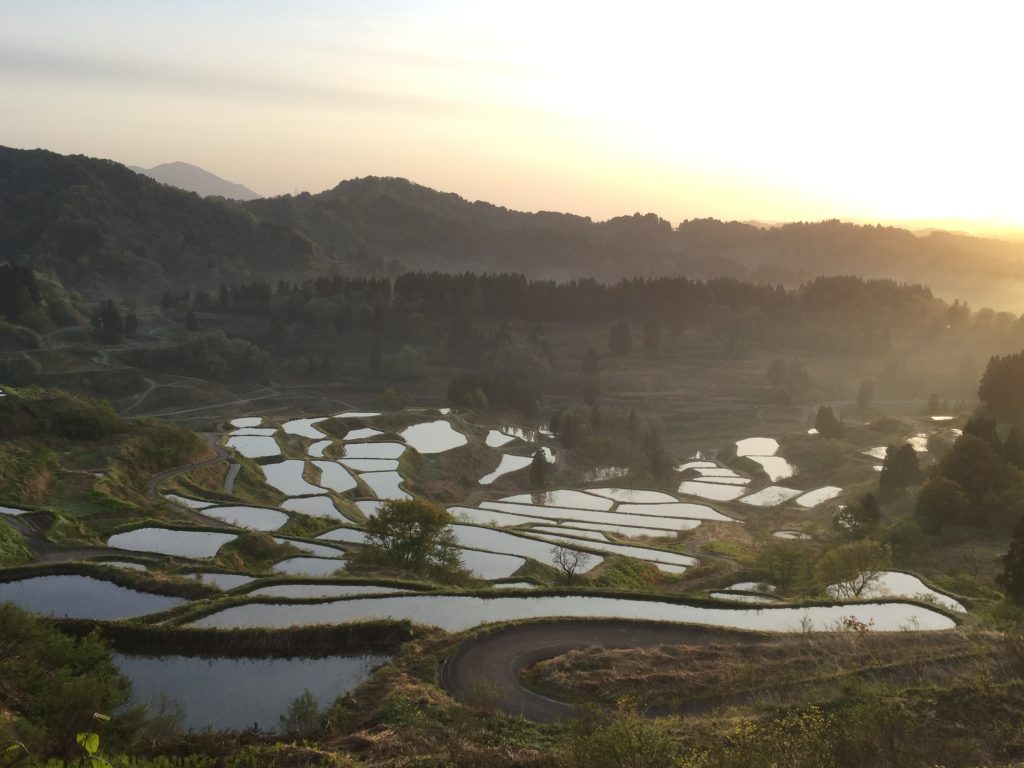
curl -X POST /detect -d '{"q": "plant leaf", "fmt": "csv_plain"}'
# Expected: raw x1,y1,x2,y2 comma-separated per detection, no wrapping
76,732,100,755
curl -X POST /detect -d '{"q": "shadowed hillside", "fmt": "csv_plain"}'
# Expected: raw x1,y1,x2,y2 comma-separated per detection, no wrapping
0,148,314,299
5,148,1024,310
247,177,1024,309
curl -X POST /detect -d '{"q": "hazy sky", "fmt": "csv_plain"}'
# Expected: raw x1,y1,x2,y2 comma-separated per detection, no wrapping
3,1,1023,230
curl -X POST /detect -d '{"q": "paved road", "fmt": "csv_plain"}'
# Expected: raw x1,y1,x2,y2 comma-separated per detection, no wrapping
440,619,764,722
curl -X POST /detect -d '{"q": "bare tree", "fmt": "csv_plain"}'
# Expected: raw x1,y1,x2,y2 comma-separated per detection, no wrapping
814,539,890,599
551,545,591,586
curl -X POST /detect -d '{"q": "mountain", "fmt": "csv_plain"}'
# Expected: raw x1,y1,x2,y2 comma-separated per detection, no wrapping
129,161,261,200
5,147,1024,310
0,147,314,299
245,177,1024,310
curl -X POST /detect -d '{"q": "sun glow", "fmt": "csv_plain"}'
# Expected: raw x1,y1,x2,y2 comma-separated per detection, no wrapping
2,0,1022,231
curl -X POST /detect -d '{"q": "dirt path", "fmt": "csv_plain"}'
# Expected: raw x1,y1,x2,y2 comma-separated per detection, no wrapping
440,619,764,722
2,512,143,563
145,433,231,499
223,464,241,495
117,376,158,416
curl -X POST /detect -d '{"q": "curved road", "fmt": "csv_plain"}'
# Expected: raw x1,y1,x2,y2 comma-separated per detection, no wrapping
440,619,764,722
145,433,230,499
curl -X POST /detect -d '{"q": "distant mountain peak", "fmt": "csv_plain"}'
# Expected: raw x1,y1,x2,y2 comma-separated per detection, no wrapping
131,161,260,200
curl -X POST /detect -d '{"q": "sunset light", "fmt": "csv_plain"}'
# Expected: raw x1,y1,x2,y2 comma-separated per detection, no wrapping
4,1,1023,230
9,3,1024,763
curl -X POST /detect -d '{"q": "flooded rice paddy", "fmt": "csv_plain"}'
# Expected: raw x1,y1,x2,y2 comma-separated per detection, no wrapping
501,490,613,510
358,471,411,500
199,505,288,531
0,575,184,619
116,653,388,731
281,418,329,439
795,486,843,508
677,481,747,501
479,454,533,485
108,528,237,558
312,461,358,493
341,442,406,459
399,420,467,453
739,486,803,507
261,461,327,497
585,488,678,504
225,435,280,459
485,429,516,448
338,458,400,471
189,593,957,633
280,496,346,520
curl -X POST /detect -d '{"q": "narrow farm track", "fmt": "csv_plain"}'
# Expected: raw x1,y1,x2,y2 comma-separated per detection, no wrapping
145,433,231,500
3,512,142,563
440,619,765,722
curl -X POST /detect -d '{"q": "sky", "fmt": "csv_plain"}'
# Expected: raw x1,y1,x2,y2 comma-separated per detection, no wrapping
3,1,1023,232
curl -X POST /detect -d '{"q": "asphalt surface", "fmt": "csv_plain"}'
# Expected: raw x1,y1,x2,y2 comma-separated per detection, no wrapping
440,619,764,722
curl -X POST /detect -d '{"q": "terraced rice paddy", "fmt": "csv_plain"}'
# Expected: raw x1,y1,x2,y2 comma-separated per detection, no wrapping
13,408,958,650
479,454,533,484
501,490,613,510
313,461,358,492
341,442,406,459
230,417,262,428
485,429,516,448
400,420,467,453
116,653,389,731
828,571,966,613
191,573,254,590
0,575,184,619
164,494,215,509
261,461,326,496
339,458,401,471
739,486,803,506
281,496,346,520
480,501,708,530
795,486,843,508
108,528,237,558
359,470,411,500
189,594,957,633
226,435,280,459
281,417,329,439
199,505,288,531
677,481,747,501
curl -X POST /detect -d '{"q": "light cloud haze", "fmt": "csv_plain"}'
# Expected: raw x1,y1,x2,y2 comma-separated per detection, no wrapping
3,0,1022,230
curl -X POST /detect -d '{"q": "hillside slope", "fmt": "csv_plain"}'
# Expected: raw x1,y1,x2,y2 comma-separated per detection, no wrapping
246,177,1024,308
4,147,1024,309
0,147,314,299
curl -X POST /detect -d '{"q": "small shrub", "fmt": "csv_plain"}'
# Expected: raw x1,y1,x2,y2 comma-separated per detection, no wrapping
463,679,502,713
279,690,322,739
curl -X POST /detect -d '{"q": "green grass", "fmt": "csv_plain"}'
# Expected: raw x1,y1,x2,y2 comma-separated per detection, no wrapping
216,532,299,573
704,539,753,561
0,518,32,566
591,557,663,591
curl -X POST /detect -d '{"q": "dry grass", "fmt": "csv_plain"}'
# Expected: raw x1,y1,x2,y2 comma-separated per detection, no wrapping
170,461,229,498
522,630,1005,710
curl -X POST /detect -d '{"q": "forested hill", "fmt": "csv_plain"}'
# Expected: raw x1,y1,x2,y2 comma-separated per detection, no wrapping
4,146,1024,309
0,147,314,299
246,177,1024,309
